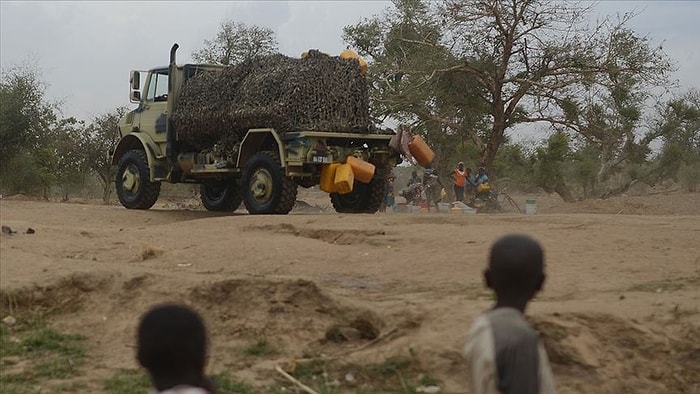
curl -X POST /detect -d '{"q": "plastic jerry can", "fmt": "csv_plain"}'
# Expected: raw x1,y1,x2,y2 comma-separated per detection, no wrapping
334,163,355,194
345,155,376,183
408,135,435,167
319,163,341,193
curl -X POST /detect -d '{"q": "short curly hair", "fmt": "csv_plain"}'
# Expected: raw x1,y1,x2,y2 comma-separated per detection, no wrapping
137,303,208,378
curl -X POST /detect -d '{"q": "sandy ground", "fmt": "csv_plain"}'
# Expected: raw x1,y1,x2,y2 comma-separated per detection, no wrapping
0,188,699,393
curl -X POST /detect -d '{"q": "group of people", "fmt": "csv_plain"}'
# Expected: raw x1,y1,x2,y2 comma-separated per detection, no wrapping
453,161,490,202
136,234,556,394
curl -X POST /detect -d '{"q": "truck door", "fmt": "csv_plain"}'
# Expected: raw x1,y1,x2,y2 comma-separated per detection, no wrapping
133,70,169,144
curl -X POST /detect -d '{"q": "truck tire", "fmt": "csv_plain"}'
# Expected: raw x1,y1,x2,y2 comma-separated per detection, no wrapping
241,152,297,215
200,181,242,211
115,149,161,210
331,178,385,214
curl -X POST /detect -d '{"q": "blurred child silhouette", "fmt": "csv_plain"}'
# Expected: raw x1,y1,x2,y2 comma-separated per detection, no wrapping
137,303,215,394
463,234,556,394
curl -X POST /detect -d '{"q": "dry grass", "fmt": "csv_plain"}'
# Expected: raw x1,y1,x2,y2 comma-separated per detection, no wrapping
140,244,164,261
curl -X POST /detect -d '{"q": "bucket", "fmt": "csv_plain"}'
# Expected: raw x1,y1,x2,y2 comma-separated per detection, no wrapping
345,155,375,184
319,163,340,193
334,164,355,194
408,135,435,167
525,199,537,215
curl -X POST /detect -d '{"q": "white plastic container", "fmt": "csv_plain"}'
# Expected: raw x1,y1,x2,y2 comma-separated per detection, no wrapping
525,199,537,215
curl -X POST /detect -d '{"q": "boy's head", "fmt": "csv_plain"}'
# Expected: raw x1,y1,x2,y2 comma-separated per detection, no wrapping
485,234,546,304
137,303,208,385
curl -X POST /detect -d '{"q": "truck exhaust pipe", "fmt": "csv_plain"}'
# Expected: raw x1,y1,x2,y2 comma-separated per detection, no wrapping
166,43,179,165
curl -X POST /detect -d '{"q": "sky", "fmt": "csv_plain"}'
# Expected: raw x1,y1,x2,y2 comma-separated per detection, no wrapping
1,1,699,123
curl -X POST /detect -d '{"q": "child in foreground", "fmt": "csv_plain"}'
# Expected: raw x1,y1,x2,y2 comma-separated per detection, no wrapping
463,234,556,394
137,303,215,394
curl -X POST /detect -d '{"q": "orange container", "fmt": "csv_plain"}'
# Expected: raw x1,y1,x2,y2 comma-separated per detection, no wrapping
345,155,375,183
319,163,341,193
408,135,435,167
334,163,355,194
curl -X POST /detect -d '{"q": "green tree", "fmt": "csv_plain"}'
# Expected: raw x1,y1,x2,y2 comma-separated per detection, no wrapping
82,107,127,203
552,23,673,194
651,89,700,191
52,117,89,201
0,62,59,197
343,0,489,174
192,20,278,65
533,132,575,202
345,0,672,185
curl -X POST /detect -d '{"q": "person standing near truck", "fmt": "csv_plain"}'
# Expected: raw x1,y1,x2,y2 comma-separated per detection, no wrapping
383,173,396,212
453,162,467,202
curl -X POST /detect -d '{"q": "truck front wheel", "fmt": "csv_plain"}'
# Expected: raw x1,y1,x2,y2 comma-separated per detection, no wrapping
241,152,297,214
200,181,242,212
115,149,161,209
330,178,385,214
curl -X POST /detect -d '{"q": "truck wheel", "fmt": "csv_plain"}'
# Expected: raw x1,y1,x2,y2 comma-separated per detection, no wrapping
241,152,297,214
331,178,385,214
115,149,161,209
200,181,242,211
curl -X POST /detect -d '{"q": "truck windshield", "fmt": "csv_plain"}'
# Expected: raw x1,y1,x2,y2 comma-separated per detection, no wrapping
146,71,169,102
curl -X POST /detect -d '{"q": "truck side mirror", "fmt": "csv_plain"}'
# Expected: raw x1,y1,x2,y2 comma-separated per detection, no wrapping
130,71,140,90
130,71,141,102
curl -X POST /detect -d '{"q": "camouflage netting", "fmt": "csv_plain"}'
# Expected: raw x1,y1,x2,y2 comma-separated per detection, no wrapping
172,51,374,151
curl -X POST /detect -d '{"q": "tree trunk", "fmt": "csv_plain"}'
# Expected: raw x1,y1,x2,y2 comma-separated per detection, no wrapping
481,114,507,179
554,181,576,203
97,171,113,204
102,186,112,204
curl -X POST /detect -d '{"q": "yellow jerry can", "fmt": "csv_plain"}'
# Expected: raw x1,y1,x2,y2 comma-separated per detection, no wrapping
339,49,368,75
345,155,375,184
319,163,341,193
334,163,355,194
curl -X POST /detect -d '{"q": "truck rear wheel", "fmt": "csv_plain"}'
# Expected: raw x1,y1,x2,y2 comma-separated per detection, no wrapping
115,149,161,210
331,178,385,214
241,152,297,214
200,181,242,211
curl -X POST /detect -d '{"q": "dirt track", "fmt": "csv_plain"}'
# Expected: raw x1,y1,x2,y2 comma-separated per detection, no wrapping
1,190,699,393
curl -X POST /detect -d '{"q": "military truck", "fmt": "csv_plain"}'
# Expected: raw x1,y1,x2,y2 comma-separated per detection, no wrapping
112,44,399,214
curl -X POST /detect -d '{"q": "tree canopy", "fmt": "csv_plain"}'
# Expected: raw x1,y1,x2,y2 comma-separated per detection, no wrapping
344,0,673,188
192,20,278,65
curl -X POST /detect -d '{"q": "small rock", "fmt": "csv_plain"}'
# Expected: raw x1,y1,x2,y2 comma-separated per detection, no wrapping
26,228,35,234
2,315,17,326
2,225,15,235
345,372,355,382
619,295,626,300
